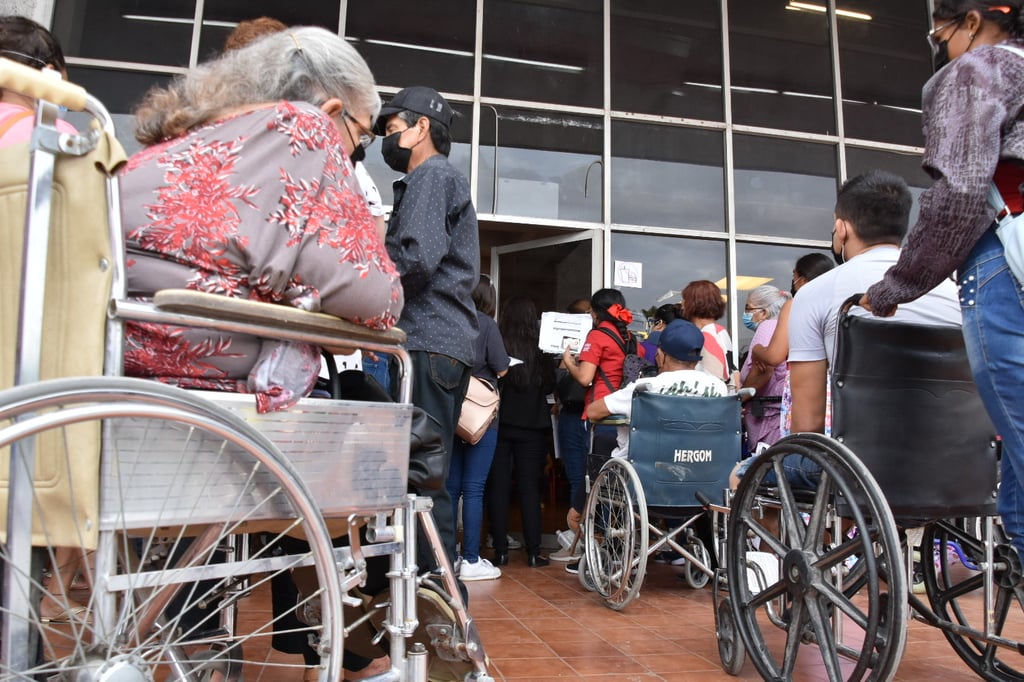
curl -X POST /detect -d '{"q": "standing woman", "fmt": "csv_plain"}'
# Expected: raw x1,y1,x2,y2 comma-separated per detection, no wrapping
738,285,790,453
448,276,509,581
681,280,736,386
560,288,638,534
487,297,555,568
863,2,1024,555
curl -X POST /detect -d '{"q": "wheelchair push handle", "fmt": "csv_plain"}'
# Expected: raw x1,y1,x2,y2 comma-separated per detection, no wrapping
0,57,88,112
839,293,867,317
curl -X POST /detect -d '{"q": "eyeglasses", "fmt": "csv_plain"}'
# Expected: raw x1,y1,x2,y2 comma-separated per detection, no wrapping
926,17,962,50
744,306,765,313
343,110,376,147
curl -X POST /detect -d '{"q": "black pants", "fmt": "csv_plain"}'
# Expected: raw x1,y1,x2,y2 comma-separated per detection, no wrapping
487,425,549,556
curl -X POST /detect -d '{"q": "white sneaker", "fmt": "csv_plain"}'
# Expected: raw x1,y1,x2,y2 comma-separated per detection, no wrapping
460,558,502,581
485,534,522,550
556,529,576,550
550,544,582,562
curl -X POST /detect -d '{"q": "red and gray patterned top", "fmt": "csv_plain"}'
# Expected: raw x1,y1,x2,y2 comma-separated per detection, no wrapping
121,101,403,408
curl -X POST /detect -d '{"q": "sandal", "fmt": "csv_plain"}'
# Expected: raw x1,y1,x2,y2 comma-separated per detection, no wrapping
40,604,91,625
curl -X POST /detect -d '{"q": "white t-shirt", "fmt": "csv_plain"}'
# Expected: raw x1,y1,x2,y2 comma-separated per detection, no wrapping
788,246,961,367
602,369,729,458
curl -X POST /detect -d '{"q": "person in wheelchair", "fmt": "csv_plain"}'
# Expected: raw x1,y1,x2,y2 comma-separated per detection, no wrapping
123,26,402,413
731,170,961,489
585,319,729,458
121,28,403,681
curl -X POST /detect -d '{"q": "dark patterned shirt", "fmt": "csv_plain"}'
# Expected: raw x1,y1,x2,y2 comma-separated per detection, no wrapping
386,153,479,364
868,41,1024,315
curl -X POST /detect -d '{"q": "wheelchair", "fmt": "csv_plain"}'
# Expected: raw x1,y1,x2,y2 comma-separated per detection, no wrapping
716,295,1017,681
0,59,492,681
576,388,745,610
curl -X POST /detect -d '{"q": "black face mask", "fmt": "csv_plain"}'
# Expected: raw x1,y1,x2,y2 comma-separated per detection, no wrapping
381,131,413,173
932,38,952,72
831,230,845,266
349,143,366,164
790,279,799,296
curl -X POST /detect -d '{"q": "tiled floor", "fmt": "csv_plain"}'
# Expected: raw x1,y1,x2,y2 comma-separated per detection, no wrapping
468,549,982,681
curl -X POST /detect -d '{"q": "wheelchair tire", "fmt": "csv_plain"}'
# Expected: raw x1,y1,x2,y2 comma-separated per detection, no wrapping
716,596,746,675
726,433,907,682
921,517,1024,682
576,554,598,593
0,377,344,682
683,542,712,590
581,458,648,610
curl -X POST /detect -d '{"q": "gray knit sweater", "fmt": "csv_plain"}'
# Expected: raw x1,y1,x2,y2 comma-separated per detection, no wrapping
867,40,1024,315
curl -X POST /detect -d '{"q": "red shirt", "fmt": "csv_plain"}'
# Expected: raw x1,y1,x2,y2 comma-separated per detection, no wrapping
579,321,629,411
995,161,1024,214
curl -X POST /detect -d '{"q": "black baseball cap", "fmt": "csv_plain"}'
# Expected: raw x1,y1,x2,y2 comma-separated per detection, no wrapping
374,86,454,135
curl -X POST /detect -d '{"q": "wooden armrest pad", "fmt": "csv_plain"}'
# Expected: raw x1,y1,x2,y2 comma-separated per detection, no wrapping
153,289,406,347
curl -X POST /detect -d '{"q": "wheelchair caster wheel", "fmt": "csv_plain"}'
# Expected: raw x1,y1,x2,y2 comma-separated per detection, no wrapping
683,543,711,590
715,597,745,676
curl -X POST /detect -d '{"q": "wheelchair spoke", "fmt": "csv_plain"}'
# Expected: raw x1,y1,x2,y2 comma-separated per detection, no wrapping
771,458,806,549
805,597,844,682
802,469,832,554
780,596,806,680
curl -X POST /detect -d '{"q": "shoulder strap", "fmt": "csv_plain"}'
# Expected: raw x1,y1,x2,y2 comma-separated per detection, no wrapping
594,326,627,353
0,109,33,140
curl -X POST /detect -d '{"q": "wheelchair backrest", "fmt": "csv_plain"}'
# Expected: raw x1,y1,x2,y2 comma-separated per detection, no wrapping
627,390,742,510
831,305,998,521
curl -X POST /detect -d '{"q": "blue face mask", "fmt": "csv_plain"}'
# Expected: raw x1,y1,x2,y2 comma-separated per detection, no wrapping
742,311,758,331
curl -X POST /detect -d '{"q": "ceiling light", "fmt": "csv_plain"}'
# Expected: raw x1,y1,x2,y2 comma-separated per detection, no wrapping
122,14,238,28
714,276,775,291
785,2,873,21
363,38,584,73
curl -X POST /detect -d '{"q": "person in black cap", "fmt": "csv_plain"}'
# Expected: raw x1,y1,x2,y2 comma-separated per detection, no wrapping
375,86,480,571
586,320,729,458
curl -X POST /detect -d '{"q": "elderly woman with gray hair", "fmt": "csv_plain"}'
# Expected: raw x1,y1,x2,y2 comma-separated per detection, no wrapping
739,285,791,453
123,26,400,681
124,26,401,413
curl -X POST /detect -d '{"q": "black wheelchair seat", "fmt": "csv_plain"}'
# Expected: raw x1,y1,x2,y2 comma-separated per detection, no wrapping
831,296,998,521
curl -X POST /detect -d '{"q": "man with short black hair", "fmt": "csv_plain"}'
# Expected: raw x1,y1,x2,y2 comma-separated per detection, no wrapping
375,86,479,569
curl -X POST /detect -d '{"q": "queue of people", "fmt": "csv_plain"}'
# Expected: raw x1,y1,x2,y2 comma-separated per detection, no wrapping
7,1,1024,677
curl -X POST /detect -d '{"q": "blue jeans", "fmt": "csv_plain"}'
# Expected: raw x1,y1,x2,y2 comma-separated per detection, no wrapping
959,228,1024,555
448,428,499,562
558,408,588,513
361,352,391,394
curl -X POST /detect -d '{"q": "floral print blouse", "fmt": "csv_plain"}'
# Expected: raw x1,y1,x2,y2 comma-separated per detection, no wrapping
121,101,403,409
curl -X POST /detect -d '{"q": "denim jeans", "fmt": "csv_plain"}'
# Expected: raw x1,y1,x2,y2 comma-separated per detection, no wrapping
448,427,499,562
557,408,588,513
402,351,471,570
959,228,1024,555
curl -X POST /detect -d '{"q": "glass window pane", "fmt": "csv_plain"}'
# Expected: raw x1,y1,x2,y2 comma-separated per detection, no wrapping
478,107,602,223
611,121,724,230
838,1,931,146
53,0,195,67
367,103,473,207
610,0,723,120
482,0,603,107
845,146,931,229
610,233,727,333
728,0,835,134
347,1,476,94
734,242,830,350
734,135,837,240
197,4,343,63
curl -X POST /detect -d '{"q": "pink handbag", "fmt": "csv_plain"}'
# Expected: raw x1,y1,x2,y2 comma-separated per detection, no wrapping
456,376,500,445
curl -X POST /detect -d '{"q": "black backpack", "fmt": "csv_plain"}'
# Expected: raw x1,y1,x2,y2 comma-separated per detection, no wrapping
593,327,656,393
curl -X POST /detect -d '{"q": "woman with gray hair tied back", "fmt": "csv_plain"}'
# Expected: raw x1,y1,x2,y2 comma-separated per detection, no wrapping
740,285,791,453
123,26,401,413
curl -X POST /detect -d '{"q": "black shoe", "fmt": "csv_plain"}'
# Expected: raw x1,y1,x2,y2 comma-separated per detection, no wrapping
494,552,509,566
527,554,549,568
565,561,580,575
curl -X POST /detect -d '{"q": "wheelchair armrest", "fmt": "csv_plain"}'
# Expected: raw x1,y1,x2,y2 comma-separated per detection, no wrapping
123,289,406,355
592,414,628,426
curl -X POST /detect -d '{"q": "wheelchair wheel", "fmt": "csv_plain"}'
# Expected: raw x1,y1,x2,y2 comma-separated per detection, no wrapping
581,457,648,610
921,518,1024,681
716,596,746,675
683,542,712,590
726,434,907,682
576,554,598,592
0,377,344,682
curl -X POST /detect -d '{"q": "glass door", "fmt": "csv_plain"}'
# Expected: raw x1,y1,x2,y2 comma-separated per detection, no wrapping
492,231,599,316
